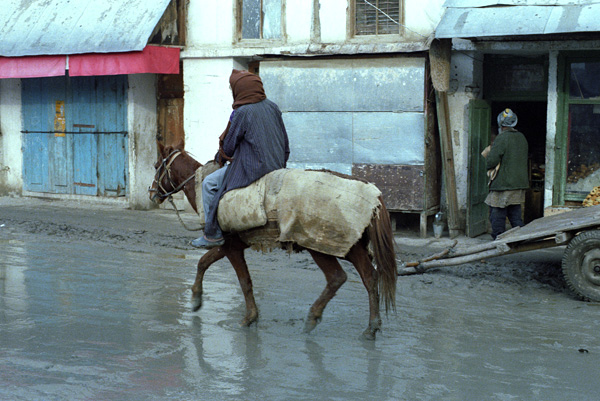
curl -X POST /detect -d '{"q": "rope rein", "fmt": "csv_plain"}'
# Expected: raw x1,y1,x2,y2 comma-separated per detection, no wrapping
168,196,203,232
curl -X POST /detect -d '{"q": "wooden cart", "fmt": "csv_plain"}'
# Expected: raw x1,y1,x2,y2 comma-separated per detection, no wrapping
399,205,600,302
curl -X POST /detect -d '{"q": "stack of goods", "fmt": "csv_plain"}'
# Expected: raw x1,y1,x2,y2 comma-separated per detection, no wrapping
582,186,600,207
568,163,600,183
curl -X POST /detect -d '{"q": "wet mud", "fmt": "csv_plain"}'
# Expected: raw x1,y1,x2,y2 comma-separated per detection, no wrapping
1,197,599,400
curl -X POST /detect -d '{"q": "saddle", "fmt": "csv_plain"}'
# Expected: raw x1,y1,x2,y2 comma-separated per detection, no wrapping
195,167,382,257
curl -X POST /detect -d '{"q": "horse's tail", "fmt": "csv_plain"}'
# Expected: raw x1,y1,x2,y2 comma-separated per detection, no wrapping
368,195,397,314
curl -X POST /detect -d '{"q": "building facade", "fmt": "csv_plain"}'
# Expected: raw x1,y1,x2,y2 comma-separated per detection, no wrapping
436,0,600,236
183,0,445,234
0,0,181,209
7,1,594,237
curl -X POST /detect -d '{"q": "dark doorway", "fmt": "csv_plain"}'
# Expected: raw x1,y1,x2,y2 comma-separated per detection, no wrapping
491,101,547,223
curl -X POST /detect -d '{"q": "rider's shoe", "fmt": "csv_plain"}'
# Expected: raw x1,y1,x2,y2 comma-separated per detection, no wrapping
191,235,225,248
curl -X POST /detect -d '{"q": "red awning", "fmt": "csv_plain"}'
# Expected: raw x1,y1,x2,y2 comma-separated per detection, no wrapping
69,46,180,77
0,46,179,79
0,55,67,79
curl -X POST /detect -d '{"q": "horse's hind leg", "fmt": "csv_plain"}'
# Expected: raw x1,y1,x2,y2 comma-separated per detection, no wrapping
346,244,381,340
305,250,348,334
224,237,258,327
192,247,227,311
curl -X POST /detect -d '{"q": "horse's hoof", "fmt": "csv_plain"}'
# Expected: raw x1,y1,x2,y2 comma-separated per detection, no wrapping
190,296,202,312
362,328,377,341
240,316,258,327
303,316,321,333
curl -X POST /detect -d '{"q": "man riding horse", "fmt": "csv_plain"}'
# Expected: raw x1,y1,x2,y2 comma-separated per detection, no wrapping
192,69,290,248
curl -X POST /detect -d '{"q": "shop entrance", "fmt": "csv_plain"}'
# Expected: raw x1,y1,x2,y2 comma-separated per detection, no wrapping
490,101,547,223
467,100,547,237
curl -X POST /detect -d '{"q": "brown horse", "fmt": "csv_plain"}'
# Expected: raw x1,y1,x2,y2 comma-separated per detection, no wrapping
149,142,397,340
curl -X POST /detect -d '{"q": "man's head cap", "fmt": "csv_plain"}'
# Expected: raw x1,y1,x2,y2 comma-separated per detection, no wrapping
497,108,518,127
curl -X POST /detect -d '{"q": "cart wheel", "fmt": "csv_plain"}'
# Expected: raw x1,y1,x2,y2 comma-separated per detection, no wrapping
562,230,600,302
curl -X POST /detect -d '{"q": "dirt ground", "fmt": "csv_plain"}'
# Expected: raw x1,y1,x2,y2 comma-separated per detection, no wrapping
1,196,599,400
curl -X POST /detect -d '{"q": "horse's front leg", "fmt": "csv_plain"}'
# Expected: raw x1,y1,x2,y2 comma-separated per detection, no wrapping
223,236,258,327
191,246,227,311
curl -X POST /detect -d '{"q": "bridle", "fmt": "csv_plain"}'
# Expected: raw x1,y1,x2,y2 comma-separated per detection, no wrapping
149,149,195,202
149,149,203,232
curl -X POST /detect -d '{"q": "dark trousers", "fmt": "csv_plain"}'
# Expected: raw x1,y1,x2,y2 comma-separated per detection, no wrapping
490,204,524,240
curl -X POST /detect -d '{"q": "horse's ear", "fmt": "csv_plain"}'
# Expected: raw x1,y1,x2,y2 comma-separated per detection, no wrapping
157,140,166,157
172,137,185,152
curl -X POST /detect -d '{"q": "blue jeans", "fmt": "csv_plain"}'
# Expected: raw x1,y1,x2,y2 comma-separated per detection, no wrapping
202,165,228,239
490,204,524,240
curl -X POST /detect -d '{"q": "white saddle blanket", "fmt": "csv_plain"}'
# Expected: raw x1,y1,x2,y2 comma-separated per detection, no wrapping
195,167,382,257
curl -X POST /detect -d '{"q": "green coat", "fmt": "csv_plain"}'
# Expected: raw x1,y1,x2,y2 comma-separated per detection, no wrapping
486,128,529,191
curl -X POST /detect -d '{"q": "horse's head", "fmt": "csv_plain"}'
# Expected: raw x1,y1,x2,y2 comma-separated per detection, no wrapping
149,141,202,204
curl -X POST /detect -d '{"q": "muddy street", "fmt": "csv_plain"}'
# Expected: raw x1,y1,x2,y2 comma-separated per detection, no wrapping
1,198,599,400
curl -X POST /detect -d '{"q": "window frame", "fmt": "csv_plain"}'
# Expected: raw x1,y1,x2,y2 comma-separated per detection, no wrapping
555,51,600,204
235,0,286,43
348,0,404,40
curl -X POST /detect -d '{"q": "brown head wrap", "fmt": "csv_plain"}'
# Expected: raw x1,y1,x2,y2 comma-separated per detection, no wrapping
230,69,266,109
216,70,266,166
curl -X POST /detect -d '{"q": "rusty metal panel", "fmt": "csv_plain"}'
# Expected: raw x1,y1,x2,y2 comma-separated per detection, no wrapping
261,58,425,113
353,112,425,165
353,164,425,211
0,0,171,56
283,112,353,175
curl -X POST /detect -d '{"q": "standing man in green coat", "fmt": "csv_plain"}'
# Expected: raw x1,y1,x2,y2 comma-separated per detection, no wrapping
482,108,529,240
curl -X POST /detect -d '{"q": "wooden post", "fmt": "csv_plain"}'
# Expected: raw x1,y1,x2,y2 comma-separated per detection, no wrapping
436,91,461,238
430,39,460,238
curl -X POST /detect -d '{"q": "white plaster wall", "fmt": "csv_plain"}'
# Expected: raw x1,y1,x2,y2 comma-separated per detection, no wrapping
545,51,559,209
405,0,446,40
285,0,313,42
447,51,483,220
185,0,444,49
187,0,234,48
183,58,244,165
127,74,158,210
319,0,348,43
0,79,23,195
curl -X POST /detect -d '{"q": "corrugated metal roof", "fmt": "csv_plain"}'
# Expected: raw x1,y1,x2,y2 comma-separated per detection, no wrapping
0,0,171,57
443,0,600,6
436,1,600,38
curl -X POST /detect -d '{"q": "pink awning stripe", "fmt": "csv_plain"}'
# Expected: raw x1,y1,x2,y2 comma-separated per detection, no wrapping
69,46,180,77
0,55,66,78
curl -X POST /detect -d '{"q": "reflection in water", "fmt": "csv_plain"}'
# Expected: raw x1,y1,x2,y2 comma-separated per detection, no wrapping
304,339,345,387
180,272,264,397
1,240,31,330
1,235,599,400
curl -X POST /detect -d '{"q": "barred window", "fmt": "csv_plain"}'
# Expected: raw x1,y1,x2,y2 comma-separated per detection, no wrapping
239,0,282,40
354,0,401,36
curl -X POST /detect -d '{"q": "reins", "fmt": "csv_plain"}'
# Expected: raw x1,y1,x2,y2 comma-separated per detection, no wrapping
167,197,203,232
149,149,203,231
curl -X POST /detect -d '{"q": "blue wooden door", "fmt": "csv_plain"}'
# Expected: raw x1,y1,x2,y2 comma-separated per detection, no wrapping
22,77,69,193
22,75,128,196
94,76,128,196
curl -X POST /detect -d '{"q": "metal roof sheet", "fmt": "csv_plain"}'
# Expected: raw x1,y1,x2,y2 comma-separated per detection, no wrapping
443,0,600,6
436,1,600,38
0,0,171,57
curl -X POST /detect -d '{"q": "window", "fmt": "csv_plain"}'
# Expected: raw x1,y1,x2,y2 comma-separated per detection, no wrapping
354,0,402,36
238,0,282,40
564,61,600,200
